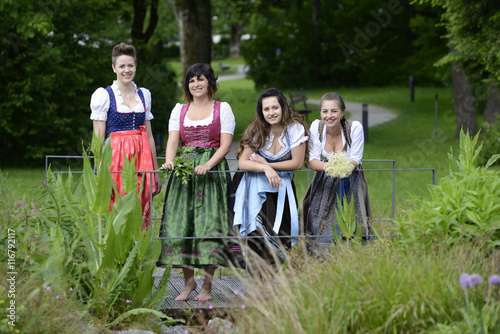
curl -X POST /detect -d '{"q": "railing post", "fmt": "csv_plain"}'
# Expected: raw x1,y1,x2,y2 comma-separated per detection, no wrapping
409,74,414,102
434,94,438,139
362,103,369,143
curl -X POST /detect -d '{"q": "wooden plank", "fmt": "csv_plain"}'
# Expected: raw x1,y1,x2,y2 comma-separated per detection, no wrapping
153,269,249,315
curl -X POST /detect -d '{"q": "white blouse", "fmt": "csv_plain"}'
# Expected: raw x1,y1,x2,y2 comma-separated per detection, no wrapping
89,81,153,121
168,102,236,135
259,122,309,158
308,119,364,164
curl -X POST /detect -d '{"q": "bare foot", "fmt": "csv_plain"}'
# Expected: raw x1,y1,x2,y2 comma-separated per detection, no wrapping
175,281,197,301
194,287,212,301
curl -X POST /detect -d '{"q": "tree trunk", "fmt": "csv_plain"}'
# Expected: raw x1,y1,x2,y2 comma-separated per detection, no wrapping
168,0,211,78
229,23,243,58
450,61,477,137
483,82,500,123
196,0,211,64
131,0,159,61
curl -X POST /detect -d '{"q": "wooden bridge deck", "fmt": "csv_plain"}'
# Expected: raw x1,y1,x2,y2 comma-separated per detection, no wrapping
154,269,249,315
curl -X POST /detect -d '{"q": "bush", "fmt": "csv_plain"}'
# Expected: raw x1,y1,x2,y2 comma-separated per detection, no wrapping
478,115,500,167
393,130,500,249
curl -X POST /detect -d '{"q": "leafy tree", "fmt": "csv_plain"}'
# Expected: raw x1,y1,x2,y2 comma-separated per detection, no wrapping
242,0,447,89
212,0,255,58
0,0,124,166
414,0,500,134
0,0,177,166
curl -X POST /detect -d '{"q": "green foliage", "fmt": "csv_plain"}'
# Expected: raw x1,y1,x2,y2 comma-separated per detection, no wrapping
478,116,500,167
243,0,447,89
159,152,195,185
414,0,500,84
234,241,500,333
12,133,180,328
0,0,178,166
393,130,500,249
332,193,363,244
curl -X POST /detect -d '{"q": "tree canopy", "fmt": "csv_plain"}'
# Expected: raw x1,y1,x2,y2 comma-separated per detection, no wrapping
241,0,448,89
0,0,177,166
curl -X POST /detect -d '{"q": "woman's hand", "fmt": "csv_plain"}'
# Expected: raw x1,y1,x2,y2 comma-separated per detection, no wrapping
249,152,268,165
194,163,211,175
153,173,162,196
163,160,174,170
264,165,282,189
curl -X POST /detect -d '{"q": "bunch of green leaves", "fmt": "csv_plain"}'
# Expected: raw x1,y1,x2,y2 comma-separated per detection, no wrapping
393,130,500,250
332,193,363,245
159,153,194,185
478,115,500,167
34,132,180,328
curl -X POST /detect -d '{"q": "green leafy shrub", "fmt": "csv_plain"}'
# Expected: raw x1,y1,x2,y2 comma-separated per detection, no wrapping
22,135,179,329
393,130,500,249
478,115,500,167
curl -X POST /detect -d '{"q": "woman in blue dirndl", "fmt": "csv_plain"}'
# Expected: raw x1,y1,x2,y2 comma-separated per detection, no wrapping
233,88,309,270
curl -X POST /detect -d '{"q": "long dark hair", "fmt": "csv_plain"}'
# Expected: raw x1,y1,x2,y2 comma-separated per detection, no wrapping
237,88,309,165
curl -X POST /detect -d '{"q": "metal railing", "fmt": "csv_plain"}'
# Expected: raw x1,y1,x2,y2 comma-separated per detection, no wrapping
45,155,436,275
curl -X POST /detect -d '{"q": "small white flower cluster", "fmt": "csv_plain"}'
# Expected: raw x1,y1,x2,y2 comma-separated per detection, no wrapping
324,151,355,178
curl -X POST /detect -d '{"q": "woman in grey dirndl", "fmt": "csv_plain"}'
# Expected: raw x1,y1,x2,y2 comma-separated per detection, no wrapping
301,92,373,253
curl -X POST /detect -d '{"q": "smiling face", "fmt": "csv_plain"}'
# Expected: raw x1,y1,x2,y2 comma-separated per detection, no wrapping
320,99,345,128
112,55,136,85
261,96,283,128
188,75,209,99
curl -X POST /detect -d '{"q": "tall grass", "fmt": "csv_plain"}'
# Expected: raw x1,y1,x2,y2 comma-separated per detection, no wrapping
233,239,499,333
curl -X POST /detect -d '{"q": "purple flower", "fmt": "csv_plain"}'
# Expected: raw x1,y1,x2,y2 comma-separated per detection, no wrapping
183,162,188,166
470,274,483,286
45,286,51,290
241,304,246,309
209,304,213,310
126,299,132,303
233,290,238,295
459,273,473,288
56,295,60,299
69,287,73,291
488,274,500,285
264,293,269,300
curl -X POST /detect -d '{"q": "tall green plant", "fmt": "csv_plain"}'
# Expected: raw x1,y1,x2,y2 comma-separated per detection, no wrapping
38,133,178,328
332,193,363,245
393,130,500,249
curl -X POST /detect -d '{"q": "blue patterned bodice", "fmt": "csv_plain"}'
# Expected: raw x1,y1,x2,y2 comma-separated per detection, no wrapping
105,86,146,136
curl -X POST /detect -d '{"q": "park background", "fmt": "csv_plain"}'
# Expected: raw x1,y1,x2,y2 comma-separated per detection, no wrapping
1,0,499,333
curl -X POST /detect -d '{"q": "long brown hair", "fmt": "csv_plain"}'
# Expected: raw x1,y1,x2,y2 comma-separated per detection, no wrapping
237,88,309,165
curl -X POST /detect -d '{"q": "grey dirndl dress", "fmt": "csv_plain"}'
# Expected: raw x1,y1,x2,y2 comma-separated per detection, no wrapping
301,120,374,251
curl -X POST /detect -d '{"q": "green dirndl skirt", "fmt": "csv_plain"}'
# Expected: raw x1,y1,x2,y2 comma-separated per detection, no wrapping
157,146,233,267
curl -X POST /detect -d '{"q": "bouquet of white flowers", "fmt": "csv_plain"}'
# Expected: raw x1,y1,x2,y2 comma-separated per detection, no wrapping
324,151,355,178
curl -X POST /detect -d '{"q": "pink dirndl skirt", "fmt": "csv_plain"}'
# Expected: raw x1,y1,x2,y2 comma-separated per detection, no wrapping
109,126,155,230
